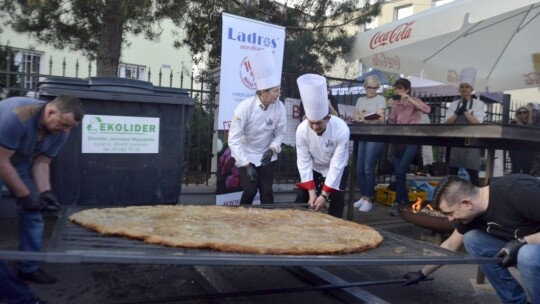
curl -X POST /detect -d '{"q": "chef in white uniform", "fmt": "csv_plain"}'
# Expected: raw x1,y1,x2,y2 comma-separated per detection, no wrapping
444,67,486,186
294,74,350,218
228,48,287,205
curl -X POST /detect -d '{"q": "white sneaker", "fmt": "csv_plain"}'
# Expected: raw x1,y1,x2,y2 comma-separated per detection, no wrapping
358,200,373,212
354,198,366,208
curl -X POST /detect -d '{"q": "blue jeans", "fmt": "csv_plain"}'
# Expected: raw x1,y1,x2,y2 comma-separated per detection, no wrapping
463,230,539,304
356,141,384,199
393,144,417,205
0,162,44,274
0,261,36,304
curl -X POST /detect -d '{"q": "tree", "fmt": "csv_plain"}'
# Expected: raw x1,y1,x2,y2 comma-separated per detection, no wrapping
0,0,189,76
181,0,382,74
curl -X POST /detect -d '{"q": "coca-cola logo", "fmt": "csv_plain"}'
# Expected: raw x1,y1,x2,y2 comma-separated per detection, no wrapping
370,21,415,50
523,72,540,85
371,53,400,70
447,70,459,84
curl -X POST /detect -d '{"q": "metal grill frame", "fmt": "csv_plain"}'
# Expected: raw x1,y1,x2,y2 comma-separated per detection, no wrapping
0,206,501,266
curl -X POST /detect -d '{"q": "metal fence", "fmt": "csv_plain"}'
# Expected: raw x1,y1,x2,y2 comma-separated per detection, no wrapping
1,48,524,193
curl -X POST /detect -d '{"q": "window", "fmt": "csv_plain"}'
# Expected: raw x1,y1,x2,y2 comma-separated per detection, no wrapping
14,49,43,90
434,0,454,7
118,63,146,81
365,16,378,30
395,5,413,20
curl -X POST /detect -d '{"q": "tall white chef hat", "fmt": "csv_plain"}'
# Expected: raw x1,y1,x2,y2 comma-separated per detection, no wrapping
459,67,476,88
297,74,329,121
247,49,280,90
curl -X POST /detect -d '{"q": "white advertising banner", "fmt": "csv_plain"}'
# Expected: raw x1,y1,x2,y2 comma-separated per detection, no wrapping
218,13,285,130
82,115,160,154
215,13,285,206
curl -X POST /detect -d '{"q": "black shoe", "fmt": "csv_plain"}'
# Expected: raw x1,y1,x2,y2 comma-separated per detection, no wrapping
18,268,57,284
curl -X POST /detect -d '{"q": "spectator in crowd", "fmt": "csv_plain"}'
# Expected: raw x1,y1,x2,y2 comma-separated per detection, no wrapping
228,48,287,205
351,75,386,212
403,174,540,304
509,105,535,174
0,94,83,290
295,74,349,218
386,78,431,216
444,67,486,186
525,102,540,176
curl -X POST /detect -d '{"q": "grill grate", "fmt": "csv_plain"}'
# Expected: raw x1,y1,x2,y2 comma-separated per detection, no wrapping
40,206,496,266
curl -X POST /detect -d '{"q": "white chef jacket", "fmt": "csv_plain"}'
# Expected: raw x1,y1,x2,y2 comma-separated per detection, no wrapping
296,116,350,192
228,95,287,167
444,97,486,123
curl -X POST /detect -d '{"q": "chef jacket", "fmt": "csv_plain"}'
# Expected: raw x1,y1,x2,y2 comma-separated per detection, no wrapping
228,95,287,167
444,97,486,169
296,116,349,193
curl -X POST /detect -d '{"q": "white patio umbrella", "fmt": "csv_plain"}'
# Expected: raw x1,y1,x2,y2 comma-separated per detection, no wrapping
348,0,540,92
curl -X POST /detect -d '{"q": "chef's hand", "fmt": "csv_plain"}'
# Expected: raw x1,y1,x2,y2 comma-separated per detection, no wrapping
39,190,62,212
496,238,527,267
245,164,258,182
260,149,274,166
311,195,326,211
17,194,42,212
402,270,427,286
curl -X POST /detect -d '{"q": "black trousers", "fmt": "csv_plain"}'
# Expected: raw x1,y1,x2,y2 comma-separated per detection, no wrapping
238,162,275,204
295,167,349,218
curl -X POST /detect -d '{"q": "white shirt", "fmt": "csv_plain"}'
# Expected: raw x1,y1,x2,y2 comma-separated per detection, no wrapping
228,95,287,167
354,95,386,114
296,116,349,191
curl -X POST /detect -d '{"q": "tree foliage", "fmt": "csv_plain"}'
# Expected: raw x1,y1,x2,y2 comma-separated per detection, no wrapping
0,0,381,76
181,0,382,74
0,0,189,76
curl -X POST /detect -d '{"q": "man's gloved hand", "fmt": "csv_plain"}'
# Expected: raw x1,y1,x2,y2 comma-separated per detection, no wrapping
260,149,274,166
39,190,62,212
496,238,527,267
402,270,427,286
17,194,42,212
246,164,258,182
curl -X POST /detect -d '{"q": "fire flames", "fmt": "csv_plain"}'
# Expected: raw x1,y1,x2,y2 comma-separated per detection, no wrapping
411,197,431,213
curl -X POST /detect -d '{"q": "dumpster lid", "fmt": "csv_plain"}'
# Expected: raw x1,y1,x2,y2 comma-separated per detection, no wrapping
38,77,194,105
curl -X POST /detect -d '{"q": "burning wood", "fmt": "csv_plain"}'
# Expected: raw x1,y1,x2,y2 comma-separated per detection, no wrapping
407,198,446,218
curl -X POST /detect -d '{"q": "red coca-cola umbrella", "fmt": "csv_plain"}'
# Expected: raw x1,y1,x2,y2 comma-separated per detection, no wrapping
347,0,540,92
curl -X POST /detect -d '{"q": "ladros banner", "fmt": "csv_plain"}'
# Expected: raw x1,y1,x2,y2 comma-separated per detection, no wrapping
216,13,285,205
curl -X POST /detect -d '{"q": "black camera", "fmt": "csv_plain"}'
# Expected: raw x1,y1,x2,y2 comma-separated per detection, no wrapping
392,94,401,100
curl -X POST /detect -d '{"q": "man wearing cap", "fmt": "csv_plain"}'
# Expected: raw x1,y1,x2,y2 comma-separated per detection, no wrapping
295,74,349,218
444,67,486,186
228,49,286,205
403,174,540,304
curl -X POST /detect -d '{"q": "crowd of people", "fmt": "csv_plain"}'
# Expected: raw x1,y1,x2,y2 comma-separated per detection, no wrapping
1,48,538,304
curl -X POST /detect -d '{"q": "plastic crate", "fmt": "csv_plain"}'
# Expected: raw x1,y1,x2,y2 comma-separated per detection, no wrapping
375,187,428,206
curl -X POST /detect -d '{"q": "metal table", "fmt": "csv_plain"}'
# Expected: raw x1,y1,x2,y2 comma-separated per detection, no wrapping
348,123,540,284
347,123,540,220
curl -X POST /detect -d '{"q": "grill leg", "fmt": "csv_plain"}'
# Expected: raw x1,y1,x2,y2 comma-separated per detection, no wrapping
476,267,485,284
